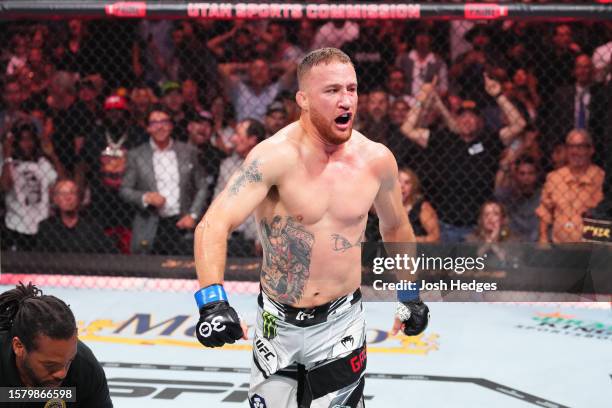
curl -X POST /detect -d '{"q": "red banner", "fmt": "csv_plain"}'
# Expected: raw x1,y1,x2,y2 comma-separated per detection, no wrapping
465,3,509,20
105,2,147,17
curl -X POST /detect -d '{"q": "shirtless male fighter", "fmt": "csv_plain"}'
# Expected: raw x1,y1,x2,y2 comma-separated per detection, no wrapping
193,48,429,408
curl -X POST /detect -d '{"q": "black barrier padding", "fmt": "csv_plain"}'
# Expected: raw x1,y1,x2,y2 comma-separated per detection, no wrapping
1,2,612,20
3,242,611,294
0,251,261,281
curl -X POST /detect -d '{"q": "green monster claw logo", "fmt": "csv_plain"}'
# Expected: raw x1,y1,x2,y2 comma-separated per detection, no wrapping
262,311,278,340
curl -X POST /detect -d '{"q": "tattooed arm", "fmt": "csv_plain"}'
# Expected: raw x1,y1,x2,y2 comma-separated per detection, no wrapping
194,142,286,287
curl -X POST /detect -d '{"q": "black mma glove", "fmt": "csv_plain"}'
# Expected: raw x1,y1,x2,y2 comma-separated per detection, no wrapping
194,284,244,348
396,300,430,336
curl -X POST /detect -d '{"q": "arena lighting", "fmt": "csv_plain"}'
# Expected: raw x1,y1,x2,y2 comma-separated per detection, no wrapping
0,1,611,20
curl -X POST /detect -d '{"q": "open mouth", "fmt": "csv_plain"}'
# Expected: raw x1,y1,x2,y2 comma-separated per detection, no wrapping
334,112,352,127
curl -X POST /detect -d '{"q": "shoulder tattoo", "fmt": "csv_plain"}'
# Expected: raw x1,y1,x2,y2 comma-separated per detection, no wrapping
228,159,263,196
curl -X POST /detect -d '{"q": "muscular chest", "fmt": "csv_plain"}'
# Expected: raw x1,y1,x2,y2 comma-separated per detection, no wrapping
274,159,379,224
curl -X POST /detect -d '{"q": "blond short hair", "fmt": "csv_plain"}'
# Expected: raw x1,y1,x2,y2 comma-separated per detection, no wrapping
297,48,353,89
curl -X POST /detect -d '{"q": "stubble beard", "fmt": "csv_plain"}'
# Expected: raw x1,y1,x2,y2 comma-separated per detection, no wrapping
21,356,46,387
309,107,351,146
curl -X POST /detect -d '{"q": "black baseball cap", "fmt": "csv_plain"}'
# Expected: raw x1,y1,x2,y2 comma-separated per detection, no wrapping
191,110,214,124
266,100,287,116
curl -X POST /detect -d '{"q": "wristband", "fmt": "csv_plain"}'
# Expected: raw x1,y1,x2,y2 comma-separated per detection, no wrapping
195,284,228,308
397,281,420,302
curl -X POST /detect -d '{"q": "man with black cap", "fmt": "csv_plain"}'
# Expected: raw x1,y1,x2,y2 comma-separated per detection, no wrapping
187,109,227,208
277,90,300,122
263,100,289,138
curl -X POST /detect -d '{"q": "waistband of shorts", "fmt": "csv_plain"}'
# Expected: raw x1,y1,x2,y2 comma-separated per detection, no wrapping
258,288,361,327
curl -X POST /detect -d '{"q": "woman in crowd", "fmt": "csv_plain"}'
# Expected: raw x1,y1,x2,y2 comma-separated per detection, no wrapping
466,200,519,265
398,167,440,243
467,200,514,243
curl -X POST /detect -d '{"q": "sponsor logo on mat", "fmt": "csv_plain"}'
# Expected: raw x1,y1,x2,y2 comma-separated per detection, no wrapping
516,312,612,341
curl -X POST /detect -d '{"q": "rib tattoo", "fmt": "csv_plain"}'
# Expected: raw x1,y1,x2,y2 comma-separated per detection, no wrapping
331,231,364,252
260,216,314,304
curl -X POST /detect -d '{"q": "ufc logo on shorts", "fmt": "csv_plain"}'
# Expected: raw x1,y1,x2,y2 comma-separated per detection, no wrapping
295,310,315,321
198,316,226,338
255,338,276,361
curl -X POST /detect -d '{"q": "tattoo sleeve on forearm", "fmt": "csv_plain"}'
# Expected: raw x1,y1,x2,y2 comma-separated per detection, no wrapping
228,159,262,196
259,216,314,304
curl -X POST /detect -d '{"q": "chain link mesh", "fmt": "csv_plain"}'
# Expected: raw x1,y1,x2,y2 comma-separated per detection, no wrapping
0,10,611,291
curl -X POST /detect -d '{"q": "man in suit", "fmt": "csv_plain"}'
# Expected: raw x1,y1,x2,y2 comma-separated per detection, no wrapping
120,107,207,254
541,54,609,167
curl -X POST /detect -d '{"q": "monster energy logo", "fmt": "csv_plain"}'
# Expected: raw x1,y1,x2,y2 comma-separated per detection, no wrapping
262,311,278,340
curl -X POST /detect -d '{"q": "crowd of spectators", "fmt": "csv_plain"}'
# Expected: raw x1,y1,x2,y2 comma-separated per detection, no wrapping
0,16,610,256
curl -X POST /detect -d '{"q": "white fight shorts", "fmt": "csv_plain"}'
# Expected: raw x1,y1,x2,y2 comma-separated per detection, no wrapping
249,288,366,408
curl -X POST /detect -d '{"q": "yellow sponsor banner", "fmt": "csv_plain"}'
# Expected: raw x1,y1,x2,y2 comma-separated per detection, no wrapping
78,318,439,355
